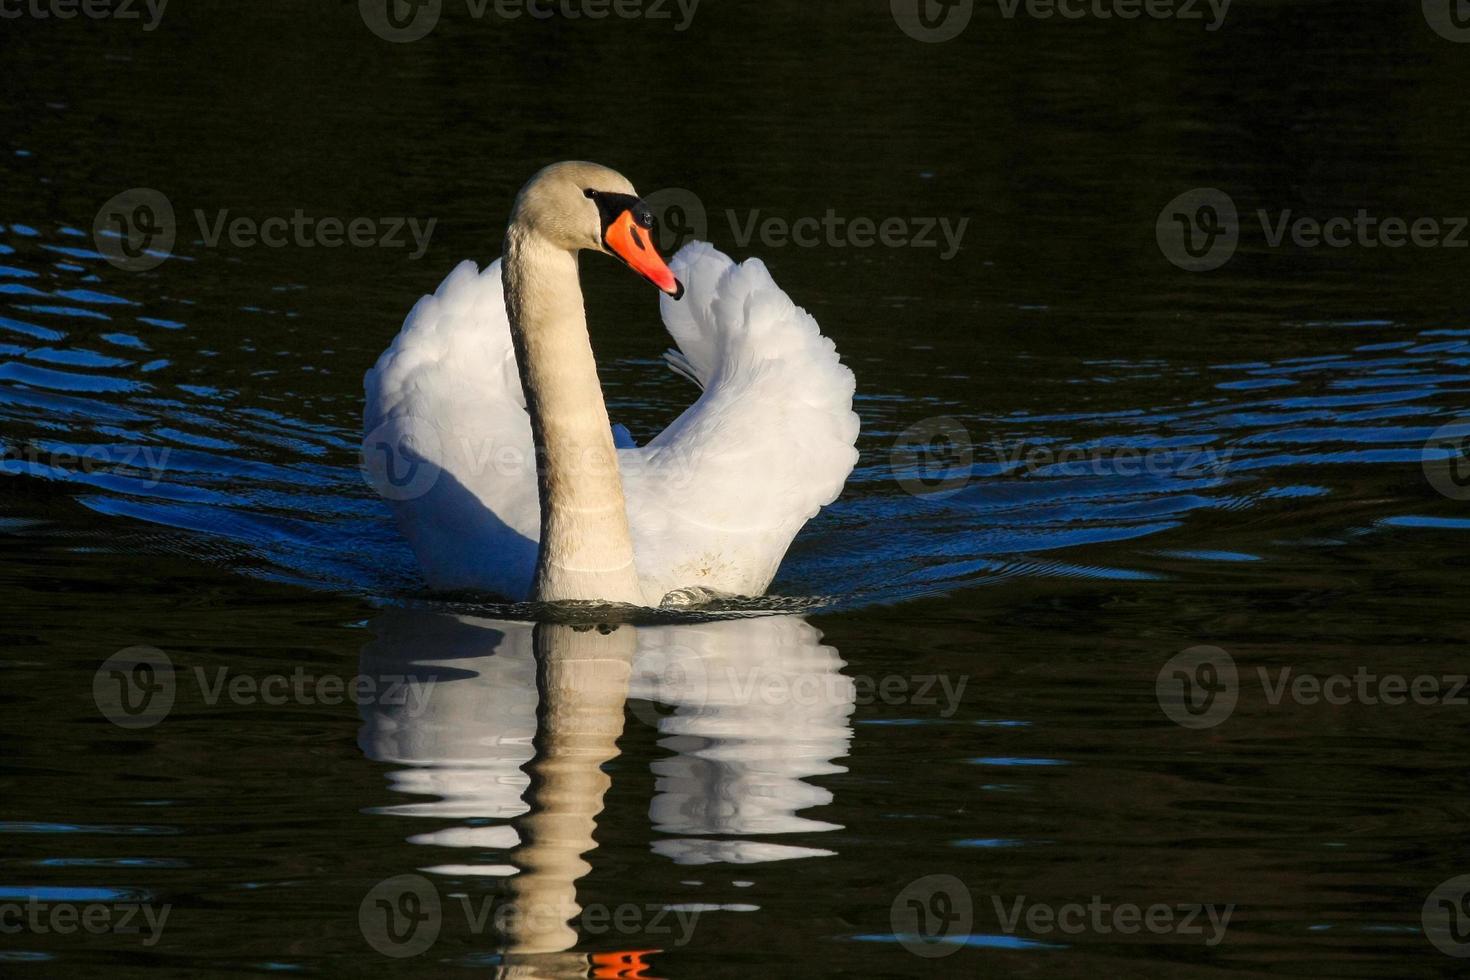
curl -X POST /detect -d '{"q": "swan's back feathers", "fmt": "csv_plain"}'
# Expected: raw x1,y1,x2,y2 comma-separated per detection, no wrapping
366,259,524,423
363,259,540,596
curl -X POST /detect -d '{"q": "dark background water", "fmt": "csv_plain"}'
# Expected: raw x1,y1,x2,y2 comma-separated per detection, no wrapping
3,1,1470,976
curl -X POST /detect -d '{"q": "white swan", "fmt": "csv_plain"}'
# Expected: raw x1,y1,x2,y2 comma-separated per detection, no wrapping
363,162,859,605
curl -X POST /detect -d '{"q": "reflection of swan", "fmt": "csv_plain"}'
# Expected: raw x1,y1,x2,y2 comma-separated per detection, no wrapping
630,617,854,864
363,161,859,604
356,610,854,959
358,614,536,830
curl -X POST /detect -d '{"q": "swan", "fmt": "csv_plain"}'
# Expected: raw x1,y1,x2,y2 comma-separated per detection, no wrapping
363,161,859,605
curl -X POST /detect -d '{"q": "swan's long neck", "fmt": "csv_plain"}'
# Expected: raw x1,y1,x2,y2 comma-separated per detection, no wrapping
503,225,645,605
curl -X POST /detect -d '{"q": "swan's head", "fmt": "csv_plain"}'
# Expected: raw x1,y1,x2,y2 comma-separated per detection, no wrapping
510,161,684,300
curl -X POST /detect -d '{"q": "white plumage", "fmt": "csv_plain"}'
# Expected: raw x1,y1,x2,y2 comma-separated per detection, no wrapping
363,241,859,603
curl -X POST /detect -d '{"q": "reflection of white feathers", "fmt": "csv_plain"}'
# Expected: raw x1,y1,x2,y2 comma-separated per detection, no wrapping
357,612,853,872
630,616,854,863
357,614,537,825
650,839,836,865
362,242,859,601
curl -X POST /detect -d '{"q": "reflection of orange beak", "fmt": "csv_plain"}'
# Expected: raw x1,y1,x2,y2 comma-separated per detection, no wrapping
604,210,684,300
590,948,660,979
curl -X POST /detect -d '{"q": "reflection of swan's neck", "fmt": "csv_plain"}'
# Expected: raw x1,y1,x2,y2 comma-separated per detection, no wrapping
503,226,643,606
501,623,635,955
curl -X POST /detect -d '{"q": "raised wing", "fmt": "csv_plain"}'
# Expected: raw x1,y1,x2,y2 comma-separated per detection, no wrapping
623,242,860,598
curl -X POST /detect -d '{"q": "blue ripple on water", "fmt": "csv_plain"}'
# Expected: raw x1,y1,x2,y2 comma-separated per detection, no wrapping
0,361,145,393
1380,516,1470,530
0,886,153,903
16,304,110,321
24,347,133,369
99,332,148,350
54,288,138,306
852,933,1066,950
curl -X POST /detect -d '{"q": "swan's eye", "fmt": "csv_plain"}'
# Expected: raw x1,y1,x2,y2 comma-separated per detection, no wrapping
584,188,598,199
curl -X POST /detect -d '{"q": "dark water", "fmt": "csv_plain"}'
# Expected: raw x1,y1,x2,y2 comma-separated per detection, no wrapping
4,2,1470,976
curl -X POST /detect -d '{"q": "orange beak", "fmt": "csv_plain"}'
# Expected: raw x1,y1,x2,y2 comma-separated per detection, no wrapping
604,208,684,300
